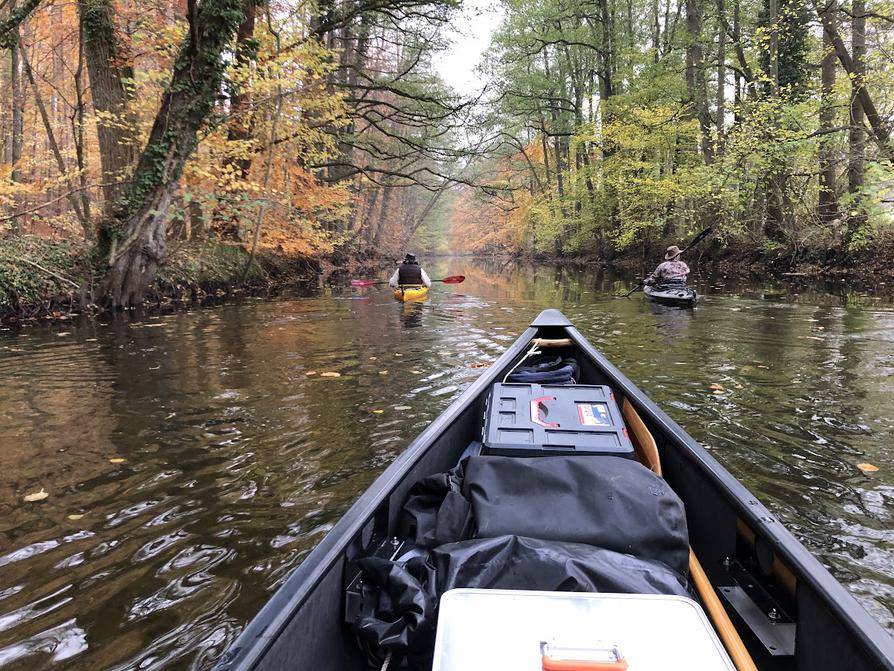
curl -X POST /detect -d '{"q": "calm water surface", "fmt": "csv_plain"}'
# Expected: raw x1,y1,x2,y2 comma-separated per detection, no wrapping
0,259,892,669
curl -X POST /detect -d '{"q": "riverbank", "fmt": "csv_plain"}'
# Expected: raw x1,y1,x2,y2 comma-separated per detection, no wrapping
471,232,894,284
0,236,328,323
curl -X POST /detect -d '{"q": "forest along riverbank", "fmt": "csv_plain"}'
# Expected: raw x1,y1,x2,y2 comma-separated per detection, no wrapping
6,232,894,324
0,258,892,670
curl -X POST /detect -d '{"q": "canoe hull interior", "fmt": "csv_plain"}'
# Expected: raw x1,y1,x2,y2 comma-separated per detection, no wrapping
644,284,698,307
215,310,894,671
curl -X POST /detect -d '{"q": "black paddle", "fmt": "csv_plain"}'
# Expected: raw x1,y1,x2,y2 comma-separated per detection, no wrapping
622,227,713,298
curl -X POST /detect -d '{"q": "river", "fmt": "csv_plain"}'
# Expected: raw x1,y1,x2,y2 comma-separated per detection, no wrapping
0,258,892,669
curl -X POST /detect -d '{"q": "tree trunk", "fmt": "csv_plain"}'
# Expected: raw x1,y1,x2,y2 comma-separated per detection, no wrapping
79,0,137,214
716,0,726,145
20,39,90,232
733,0,742,111
845,0,866,243
685,0,713,162
212,2,257,240
99,0,252,308
370,183,394,249
73,21,92,230
817,0,838,225
812,0,891,157
9,0,24,233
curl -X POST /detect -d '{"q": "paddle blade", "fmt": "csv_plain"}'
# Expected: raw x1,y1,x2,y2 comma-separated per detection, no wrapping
350,279,377,287
437,275,465,284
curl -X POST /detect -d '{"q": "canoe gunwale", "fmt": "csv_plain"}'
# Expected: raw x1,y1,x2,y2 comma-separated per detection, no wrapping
214,326,540,670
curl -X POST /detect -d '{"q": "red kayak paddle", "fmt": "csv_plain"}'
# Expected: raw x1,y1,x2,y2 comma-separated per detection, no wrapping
350,275,465,288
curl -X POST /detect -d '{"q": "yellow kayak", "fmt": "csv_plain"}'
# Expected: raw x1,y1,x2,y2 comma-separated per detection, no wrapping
393,285,429,302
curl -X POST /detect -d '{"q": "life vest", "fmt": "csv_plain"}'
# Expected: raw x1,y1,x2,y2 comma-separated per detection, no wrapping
397,262,423,285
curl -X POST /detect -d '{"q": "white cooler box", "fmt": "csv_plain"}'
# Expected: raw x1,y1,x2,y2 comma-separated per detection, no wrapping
432,589,736,671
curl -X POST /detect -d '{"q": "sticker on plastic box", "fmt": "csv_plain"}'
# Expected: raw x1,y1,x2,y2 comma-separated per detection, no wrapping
577,402,611,427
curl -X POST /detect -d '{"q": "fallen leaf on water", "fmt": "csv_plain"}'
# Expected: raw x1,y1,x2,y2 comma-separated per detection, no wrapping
320,372,341,378
24,489,49,502
305,371,317,376
67,514,84,521
371,409,384,414
109,458,126,464
857,463,879,473
712,389,725,395
469,362,490,369
410,370,422,374
709,383,724,391
379,370,389,375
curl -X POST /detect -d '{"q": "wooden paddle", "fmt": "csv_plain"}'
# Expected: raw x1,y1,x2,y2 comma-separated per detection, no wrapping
621,227,713,298
350,275,465,288
622,398,757,671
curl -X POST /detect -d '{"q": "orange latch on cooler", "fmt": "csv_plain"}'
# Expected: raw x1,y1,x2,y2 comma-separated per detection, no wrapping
540,642,628,671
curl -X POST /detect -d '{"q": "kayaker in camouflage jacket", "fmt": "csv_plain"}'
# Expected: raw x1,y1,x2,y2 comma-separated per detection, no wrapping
646,245,690,285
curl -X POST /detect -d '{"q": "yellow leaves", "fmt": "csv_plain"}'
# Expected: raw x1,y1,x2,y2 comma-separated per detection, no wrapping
857,463,879,473
24,488,49,502
371,409,384,414
109,458,126,464
67,514,85,521
320,371,341,378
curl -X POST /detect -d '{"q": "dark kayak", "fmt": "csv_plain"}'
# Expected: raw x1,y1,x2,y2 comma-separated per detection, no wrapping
644,283,698,307
214,310,894,671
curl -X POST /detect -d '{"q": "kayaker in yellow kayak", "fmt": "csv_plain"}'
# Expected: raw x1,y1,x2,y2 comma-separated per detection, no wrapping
389,253,432,290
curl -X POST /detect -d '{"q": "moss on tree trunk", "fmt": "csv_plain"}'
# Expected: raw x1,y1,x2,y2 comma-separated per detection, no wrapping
99,0,254,308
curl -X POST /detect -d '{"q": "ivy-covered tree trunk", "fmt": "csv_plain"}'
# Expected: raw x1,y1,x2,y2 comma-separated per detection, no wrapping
79,0,137,213
99,0,253,308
